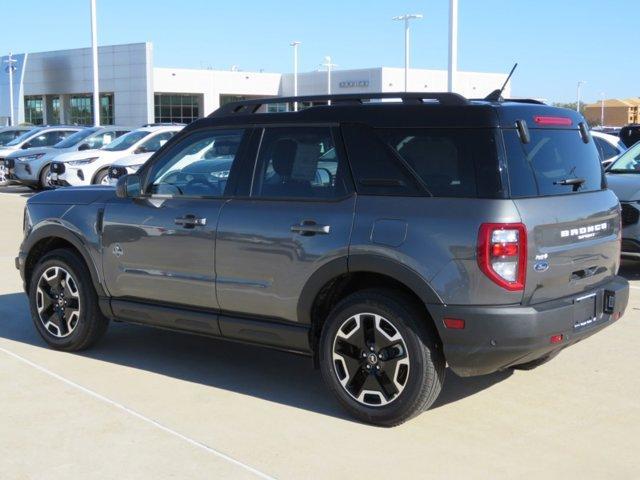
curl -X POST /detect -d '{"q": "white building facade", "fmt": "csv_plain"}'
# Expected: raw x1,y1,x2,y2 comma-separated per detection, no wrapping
0,42,509,127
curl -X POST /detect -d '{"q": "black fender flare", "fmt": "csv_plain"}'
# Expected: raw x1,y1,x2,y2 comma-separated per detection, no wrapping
22,224,106,297
296,254,443,326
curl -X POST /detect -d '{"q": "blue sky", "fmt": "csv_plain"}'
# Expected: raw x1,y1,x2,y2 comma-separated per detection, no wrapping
1,0,637,103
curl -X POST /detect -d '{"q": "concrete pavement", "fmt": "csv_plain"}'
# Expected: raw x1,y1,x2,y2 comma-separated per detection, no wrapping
0,186,638,479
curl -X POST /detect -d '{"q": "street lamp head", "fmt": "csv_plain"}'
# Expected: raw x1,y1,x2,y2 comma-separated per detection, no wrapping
290,41,301,47
393,13,423,21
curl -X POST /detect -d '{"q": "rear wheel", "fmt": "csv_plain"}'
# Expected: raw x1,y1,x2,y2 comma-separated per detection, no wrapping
28,249,109,351
319,289,445,427
93,168,110,185
38,164,54,190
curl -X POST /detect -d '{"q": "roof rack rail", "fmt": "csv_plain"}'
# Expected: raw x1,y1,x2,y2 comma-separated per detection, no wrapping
210,92,469,117
503,98,546,105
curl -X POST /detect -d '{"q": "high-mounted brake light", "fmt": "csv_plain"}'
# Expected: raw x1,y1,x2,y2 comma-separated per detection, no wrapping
533,115,573,126
478,223,527,291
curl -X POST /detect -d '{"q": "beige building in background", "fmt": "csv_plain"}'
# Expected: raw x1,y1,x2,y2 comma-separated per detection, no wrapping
583,98,640,126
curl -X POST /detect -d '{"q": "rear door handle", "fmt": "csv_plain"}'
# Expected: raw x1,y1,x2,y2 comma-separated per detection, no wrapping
291,221,331,236
175,215,207,228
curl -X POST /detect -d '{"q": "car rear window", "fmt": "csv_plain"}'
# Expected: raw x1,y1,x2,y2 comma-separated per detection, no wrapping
378,128,504,198
503,129,603,197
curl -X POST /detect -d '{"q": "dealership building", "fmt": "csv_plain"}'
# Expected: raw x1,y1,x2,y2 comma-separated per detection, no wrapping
0,42,509,127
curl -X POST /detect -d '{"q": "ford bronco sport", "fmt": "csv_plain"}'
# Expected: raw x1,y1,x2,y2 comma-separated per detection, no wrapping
17,92,629,426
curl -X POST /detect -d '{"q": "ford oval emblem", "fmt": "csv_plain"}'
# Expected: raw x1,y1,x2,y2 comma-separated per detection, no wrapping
534,261,549,272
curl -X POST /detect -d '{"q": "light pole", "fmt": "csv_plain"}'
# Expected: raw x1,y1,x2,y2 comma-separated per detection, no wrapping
90,0,100,126
321,56,337,104
290,41,301,111
393,13,423,92
448,0,458,93
576,80,586,113
600,92,605,126
4,53,17,126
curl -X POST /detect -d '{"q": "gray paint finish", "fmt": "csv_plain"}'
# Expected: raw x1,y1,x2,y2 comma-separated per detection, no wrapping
215,196,356,323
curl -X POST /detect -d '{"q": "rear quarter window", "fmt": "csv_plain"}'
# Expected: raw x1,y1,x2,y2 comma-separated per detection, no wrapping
504,129,603,197
379,128,503,198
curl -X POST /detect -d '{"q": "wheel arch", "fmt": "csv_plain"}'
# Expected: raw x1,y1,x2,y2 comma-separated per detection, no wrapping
298,254,445,362
23,225,105,297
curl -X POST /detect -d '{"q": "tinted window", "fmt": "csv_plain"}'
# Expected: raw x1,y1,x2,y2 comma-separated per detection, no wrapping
252,127,348,199
379,128,503,198
140,131,176,152
28,131,75,148
593,136,619,160
504,129,603,197
0,130,25,146
54,128,99,149
148,129,244,197
102,130,150,151
608,142,640,173
342,124,423,196
6,128,42,146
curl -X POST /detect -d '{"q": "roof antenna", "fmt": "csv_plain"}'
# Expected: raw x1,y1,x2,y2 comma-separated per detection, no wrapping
485,63,518,102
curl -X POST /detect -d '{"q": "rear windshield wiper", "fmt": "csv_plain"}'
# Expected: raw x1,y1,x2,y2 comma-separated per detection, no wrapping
554,177,586,186
554,177,586,191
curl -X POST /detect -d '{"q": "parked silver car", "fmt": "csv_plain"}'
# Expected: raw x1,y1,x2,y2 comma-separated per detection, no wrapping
9,126,131,189
0,126,82,185
0,126,33,146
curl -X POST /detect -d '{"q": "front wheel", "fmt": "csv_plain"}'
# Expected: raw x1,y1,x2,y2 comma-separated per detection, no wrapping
319,289,445,427
93,168,110,185
29,249,109,351
39,164,54,190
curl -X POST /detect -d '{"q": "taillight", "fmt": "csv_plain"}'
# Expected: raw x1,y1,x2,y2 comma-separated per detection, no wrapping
478,223,527,291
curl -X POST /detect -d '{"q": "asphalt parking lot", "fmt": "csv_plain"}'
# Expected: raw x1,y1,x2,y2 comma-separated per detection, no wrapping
0,186,638,479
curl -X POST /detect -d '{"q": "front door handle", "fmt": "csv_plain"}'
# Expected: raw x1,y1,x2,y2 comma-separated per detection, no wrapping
175,215,207,228
291,221,331,236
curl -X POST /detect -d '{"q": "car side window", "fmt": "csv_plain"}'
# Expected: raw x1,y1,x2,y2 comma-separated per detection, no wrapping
146,129,245,197
594,137,618,159
252,127,348,199
140,131,176,153
87,131,115,149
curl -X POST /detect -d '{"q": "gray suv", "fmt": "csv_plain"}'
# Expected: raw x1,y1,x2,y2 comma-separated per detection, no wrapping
16,93,629,426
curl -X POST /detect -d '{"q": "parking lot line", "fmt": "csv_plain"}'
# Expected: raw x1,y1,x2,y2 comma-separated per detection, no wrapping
0,345,276,480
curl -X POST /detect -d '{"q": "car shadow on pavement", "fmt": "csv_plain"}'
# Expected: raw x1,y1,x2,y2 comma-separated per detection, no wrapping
0,291,512,421
0,185,36,198
619,259,640,281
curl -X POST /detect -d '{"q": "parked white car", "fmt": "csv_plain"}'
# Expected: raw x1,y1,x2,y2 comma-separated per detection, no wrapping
106,152,153,185
51,125,183,186
591,131,627,166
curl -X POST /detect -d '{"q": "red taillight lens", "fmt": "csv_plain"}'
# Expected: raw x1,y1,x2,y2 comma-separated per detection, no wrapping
478,223,527,291
550,334,563,344
533,115,573,126
443,318,465,330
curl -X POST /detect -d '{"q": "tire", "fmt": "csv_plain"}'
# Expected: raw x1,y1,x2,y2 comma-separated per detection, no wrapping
28,249,109,351
38,164,54,190
93,168,110,185
319,289,445,427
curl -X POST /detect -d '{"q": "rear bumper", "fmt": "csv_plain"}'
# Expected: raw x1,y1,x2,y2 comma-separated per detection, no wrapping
430,276,629,377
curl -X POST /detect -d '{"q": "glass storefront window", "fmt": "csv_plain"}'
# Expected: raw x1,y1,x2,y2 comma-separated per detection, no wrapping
24,96,44,125
69,94,114,125
154,94,201,124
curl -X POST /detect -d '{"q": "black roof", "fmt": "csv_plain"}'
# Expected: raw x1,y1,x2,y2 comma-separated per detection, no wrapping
186,92,586,131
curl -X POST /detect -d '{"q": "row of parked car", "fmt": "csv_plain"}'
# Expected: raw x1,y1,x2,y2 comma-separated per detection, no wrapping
0,124,184,189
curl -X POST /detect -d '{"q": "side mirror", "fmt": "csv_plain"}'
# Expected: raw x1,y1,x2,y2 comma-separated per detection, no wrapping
134,146,147,154
78,143,91,151
116,174,142,199
21,142,31,149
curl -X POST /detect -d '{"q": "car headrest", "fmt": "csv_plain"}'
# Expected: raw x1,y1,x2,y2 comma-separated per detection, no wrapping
271,139,298,177
208,139,239,157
